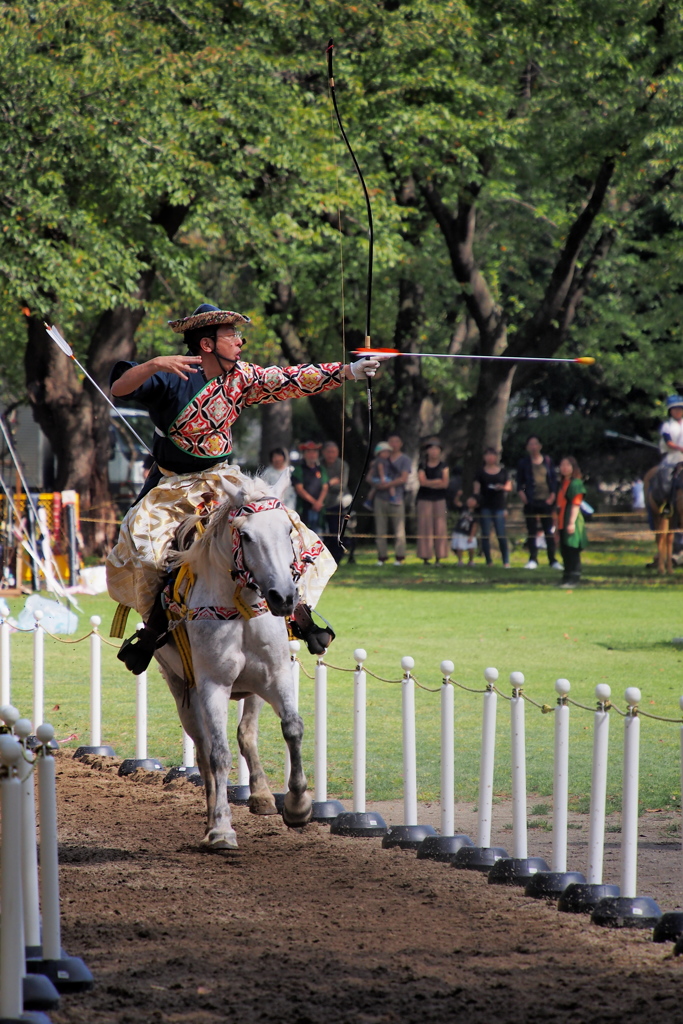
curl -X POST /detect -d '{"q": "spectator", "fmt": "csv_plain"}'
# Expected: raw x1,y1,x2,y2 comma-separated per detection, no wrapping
321,440,349,564
451,495,479,566
473,447,511,567
292,441,328,530
367,438,409,565
516,435,562,570
416,440,449,565
556,455,587,588
262,446,296,507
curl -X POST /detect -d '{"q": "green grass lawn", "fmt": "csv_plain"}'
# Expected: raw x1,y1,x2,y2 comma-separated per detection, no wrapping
3,537,683,811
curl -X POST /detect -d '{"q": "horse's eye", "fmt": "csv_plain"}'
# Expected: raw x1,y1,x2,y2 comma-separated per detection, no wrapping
241,532,252,543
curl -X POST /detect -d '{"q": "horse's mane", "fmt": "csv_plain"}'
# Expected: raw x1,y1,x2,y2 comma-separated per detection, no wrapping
169,473,275,576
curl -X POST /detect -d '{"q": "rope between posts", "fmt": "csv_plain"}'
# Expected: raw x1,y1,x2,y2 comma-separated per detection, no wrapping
637,709,683,724
452,680,489,694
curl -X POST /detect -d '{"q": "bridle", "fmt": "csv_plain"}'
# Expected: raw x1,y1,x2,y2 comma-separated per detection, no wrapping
227,498,325,596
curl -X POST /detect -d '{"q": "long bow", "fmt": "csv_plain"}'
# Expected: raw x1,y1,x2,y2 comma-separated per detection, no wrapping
326,39,375,544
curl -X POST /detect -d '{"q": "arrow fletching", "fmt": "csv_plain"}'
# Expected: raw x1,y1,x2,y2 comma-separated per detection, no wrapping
44,323,74,358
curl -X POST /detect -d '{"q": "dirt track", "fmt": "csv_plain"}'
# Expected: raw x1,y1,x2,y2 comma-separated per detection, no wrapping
50,752,683,1024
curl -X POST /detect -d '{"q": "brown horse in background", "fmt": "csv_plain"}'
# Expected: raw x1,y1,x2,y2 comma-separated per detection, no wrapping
644,463,683,574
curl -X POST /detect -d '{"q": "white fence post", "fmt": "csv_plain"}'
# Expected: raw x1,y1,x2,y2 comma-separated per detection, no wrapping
0,613,10,706
0,734,25,1020
382,656,436,850
353,648,367,814
488,672,549,885
32,609,44,733
330,648,388,839
135,670,147,761
89,615,102,747
591,688,662,928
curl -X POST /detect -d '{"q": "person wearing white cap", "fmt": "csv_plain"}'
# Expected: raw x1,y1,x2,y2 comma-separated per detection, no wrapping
660,395,683,466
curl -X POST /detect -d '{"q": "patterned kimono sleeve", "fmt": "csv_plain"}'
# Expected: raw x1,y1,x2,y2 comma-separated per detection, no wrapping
242,362,344,406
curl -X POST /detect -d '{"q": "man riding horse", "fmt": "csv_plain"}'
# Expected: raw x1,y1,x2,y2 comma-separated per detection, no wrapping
106,303,379,670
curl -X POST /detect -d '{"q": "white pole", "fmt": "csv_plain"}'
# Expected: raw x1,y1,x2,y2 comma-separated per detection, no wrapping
0,734,25,1020
236,699,249,788
182,730,195,768
353,648,367,814
588,684,612,885
478,668,499,848
621,687,641,900
135,670,147,760
553,679,571,873
440,660,455,837
14,718,40,950
401,656,418,827
35,722,61,961
32,608,44,732
90,615,102,747
314,658,327,803
284,640,300,791
510,671,528,860
0,613,10,706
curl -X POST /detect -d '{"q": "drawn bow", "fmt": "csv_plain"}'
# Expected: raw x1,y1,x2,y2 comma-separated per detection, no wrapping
327,39,375,544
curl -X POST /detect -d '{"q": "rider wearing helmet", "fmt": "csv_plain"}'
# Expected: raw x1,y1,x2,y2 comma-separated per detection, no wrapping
656,394,683,517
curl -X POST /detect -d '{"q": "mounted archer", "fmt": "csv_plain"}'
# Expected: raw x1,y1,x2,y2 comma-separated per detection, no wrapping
105,303,379,669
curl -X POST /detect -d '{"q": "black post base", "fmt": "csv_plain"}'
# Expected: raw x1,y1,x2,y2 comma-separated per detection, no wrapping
452,845,509,872
26,737,59,752
488,856,550,886
558,882,620,914
164,765,202,785
311,799,345,822
23,973,59,1011
118,758,164,777
227,784,251,805
525,870,586,899
73,745,116,759
26,955,93,993
591,895,662,929
381,824,437,851
330,811,388,837
0,1013,52,1023
417,834,473,862
653,911,683,943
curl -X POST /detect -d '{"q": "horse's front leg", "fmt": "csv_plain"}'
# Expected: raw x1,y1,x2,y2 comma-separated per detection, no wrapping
280,708,312,826
197,679,238,849
236,694,278,815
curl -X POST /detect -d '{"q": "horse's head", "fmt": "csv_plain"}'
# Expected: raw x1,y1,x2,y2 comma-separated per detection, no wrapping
219,475,299,617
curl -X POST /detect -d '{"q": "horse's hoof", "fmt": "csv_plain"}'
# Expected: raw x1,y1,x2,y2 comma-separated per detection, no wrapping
201,828,238,850
248,794,278,816
282,791,313,828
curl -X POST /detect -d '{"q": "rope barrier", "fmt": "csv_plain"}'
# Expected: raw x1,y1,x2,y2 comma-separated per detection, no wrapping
311,656,683,725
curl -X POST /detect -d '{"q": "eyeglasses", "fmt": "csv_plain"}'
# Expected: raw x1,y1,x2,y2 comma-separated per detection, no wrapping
222,331,243,342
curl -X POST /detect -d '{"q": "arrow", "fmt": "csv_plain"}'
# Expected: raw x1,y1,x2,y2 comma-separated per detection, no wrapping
44,323,152,455
350,347,596,365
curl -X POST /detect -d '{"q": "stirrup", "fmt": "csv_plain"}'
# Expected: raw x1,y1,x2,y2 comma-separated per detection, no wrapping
117,626,168,675
660,502,673,517
290,603,335,657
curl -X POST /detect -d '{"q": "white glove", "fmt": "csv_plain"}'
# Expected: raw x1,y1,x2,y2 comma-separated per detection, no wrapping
350,357,381,380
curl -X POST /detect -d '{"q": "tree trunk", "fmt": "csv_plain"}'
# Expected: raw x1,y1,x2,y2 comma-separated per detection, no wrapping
260,400,292,466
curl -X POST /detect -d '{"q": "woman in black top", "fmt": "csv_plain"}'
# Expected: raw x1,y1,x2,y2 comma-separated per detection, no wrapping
473,447,512,567
416,441,450,564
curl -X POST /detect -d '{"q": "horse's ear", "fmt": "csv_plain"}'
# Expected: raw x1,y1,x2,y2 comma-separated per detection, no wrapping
219,477,245,507
264,468,290,503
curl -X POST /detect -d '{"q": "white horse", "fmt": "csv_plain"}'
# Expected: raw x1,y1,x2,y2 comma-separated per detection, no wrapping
155,473,313,849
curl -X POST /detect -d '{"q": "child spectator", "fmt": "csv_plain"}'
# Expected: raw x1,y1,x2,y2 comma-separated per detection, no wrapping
451,495,479,565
